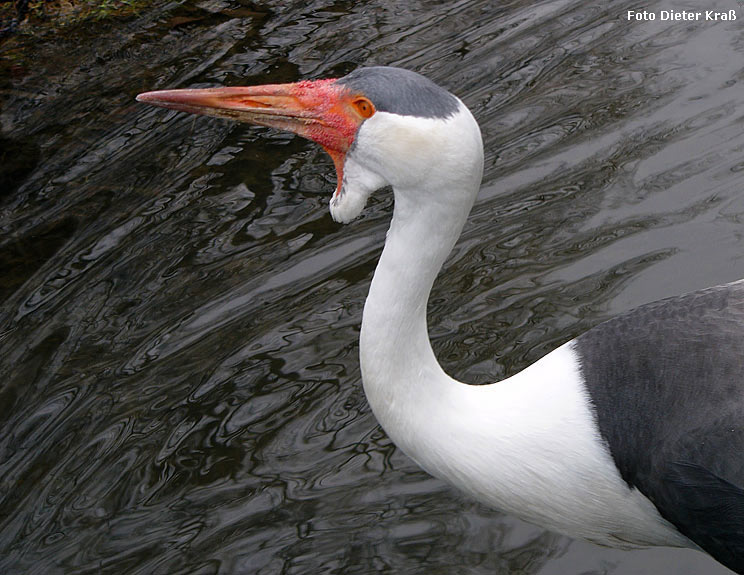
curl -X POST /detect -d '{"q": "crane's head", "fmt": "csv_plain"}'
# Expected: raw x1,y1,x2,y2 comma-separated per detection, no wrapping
137,66,483,223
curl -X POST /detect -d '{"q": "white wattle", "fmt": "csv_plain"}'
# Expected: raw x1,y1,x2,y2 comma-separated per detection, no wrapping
330,155,386,223
357,103,690,549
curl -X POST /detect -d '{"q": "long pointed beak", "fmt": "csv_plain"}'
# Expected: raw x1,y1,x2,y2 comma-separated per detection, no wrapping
136,79,362,193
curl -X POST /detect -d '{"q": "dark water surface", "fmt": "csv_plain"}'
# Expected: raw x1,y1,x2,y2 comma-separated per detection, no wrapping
1,1,743,573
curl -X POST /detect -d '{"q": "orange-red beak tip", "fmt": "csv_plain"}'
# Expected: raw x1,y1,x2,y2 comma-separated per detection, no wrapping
136,79,366,193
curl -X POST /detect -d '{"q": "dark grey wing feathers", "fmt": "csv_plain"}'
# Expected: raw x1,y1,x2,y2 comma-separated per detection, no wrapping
575,280,744,571
661,462,744,573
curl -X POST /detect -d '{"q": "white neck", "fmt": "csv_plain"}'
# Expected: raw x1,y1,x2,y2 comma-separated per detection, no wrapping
356,104,481,435
360,175,475,462
358,162,689,550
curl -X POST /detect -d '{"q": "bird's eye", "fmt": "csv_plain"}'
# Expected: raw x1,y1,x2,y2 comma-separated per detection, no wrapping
352,97,375,119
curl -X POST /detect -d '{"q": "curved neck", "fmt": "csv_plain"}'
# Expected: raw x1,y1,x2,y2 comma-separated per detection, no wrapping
359,184,475,454
354,124,689,549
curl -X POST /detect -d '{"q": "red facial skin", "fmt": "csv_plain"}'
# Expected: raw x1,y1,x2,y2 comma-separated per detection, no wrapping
136,79,375,193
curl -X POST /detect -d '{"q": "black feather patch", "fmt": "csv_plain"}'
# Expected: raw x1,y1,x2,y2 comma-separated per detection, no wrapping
662,462,744,573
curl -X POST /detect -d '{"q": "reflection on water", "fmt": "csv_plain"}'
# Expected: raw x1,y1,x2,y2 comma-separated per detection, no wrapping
1,1,743,573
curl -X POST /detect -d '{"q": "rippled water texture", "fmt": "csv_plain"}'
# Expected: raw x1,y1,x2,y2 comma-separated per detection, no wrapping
2,1,744,573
